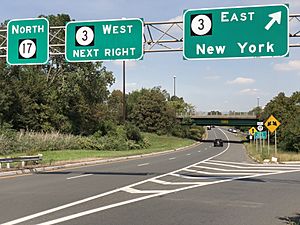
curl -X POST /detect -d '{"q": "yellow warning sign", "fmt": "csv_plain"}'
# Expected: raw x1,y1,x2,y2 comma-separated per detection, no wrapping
249,127,257,135
264,115,281,133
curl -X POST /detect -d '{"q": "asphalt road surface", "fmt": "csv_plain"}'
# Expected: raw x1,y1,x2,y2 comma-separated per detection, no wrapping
1,128,300,225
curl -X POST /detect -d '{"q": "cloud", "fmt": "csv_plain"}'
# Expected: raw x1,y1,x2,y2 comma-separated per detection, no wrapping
239,88,259,95
274,60,300,71
227,77,255,85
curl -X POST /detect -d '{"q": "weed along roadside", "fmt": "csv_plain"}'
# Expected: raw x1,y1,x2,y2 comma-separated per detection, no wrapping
0,132,197,175
244,143,300,163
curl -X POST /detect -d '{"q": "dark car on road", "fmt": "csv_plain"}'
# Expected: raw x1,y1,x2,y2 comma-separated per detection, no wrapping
213,139,223,147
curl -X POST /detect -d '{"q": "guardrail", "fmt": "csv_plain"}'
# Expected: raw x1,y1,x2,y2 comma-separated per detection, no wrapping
0,154,43,169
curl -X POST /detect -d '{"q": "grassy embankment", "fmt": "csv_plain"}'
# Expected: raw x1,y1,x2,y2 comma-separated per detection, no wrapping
245,142,300,163
1,133,195,166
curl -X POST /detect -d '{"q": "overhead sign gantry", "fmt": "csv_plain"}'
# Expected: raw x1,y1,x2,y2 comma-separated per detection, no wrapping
1,4,298,65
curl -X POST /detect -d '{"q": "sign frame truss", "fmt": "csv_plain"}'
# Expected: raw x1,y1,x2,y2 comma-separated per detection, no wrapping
0,14,299,58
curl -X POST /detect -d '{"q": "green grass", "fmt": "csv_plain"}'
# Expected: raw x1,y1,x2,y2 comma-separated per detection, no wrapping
1,133,195,166
245,142,300,163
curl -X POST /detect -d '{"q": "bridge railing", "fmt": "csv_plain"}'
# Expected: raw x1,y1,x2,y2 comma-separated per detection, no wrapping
177,112,257,118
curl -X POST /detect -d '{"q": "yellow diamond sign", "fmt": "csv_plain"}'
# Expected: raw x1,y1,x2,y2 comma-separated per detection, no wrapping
249,127,257,135
264,115,281,133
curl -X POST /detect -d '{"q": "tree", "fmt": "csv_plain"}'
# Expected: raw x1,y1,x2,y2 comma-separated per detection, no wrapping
0,14,115,135
262,92,300,152
108,90,123,124
127,87,176,134
168,96,195,116
248,106,263,118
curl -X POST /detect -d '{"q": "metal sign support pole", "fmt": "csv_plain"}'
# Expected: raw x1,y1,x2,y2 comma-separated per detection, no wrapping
260,133,263,153
268,131,270,155
275,130,277,156
256,135,258,152
122,61,126,123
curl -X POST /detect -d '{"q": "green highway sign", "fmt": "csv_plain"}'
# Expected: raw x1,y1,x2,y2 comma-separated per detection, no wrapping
7,18,49,65
65,18,144,62
254,131,267,140
183,4,289,60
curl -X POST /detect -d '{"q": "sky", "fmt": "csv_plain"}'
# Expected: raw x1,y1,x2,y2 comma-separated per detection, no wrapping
1,0,300,112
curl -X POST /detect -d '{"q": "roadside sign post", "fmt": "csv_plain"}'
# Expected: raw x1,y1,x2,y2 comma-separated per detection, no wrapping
65,18,144,62
257,122,264,153
183,4,289,60
249,127,257,146
256,134,258,152
7,18,49,65
264,115,281,156
268,130,270,155
275,130,278,156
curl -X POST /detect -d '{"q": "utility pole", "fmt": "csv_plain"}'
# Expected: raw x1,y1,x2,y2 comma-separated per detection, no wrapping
173,75,176,97
122,61,126,123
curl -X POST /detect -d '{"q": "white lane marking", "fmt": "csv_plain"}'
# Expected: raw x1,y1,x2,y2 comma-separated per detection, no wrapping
204,161,299,170
210,159,300,168
2,188,122,225
186,153,191,156
169,157,176,160
38,193,163,225
151,179,203,185
122,187,167,194
205,148,207,150
171,173,232,180
137,163,149,167
193,165,280,173
67,174,93,180
213,130,218,139
184,168,258,176
38,168,300,225
2,129,231,225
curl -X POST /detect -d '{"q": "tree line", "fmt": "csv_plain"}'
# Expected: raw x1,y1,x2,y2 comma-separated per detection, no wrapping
247,92,300,152
261,91,300,152
0,14,202,144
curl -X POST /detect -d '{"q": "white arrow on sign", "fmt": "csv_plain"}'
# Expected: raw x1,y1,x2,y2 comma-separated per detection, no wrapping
265,11,282,31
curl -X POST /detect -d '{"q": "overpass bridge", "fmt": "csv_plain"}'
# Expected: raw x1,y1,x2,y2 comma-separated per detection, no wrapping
177,114,259,126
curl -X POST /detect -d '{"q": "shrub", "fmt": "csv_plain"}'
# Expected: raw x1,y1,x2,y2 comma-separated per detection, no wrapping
125,123,143,142
188,126,205,141
0,125,150,156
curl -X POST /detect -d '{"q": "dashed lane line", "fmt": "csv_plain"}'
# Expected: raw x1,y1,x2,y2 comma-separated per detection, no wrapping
137,163,149,167
67,174,93,180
